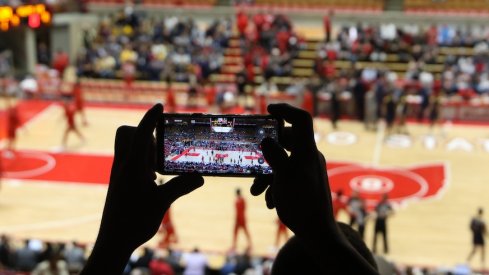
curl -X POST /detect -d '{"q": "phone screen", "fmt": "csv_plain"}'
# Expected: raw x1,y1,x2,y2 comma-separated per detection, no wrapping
159,114,281,176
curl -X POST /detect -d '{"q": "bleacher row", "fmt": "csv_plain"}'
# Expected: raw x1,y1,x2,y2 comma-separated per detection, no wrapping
405,0,489,14
79,32,476,107
211,38,472,84
85,0,217,8
87,0,489,14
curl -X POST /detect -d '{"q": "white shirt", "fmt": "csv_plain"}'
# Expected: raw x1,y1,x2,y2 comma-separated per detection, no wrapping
182,252,207,275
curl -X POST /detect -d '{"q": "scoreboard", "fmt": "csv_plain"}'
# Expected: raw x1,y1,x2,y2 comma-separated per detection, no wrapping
0,4,52,31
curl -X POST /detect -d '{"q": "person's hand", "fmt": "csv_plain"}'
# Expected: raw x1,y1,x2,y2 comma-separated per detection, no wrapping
252,104,379,274
82,104,203,274
251,103,335,237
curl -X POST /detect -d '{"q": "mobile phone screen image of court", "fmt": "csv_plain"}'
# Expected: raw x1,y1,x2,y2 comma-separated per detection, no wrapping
162,115,280,176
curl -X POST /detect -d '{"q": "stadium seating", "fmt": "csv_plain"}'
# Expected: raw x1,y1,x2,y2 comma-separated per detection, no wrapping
405,0,489,14
86,0,217,7
249,0,384,11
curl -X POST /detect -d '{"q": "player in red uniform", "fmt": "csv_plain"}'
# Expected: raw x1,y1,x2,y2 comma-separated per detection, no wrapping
332,189,347,219
72,80,88,126
232,188,252,250
6,99,20,156
158,206,178,248
165,77,176,113
61,97,85,149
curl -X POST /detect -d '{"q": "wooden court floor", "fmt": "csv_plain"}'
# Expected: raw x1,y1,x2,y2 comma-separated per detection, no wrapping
1,99,489,270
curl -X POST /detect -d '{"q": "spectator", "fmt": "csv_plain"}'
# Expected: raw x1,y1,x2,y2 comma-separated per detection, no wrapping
14,239,38,272
63,241,86,273
149,251,174,275
0,235,14,269
52,49,70,77
182,248,207,275
31,252,69,275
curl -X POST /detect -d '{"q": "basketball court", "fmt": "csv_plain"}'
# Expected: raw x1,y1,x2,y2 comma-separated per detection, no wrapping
1,98,489,269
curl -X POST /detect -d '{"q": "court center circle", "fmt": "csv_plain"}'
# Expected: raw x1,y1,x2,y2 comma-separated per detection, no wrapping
349,175,394,194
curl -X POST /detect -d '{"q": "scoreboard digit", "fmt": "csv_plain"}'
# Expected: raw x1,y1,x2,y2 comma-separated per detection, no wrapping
0,4,52,31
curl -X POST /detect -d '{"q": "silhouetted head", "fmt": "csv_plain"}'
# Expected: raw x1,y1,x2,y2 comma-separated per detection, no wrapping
478,208,484,216
272,222,377,274
236,188,241,197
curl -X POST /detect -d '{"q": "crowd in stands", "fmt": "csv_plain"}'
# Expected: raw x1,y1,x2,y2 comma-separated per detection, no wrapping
236,12,307,82
0,235,86,274
315,23,489,97
75,8,231,83
164,160,271,174
1,234,485,274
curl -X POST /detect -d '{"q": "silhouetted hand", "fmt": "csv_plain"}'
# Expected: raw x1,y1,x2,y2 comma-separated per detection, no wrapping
81,104,204,274
251,103,334,236
251,103,378,274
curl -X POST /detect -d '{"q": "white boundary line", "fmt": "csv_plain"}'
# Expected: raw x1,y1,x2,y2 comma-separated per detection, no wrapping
3,151,56,178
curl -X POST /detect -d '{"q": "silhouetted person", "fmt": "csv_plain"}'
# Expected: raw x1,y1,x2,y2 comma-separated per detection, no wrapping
80,103,379,274
467,208,486,266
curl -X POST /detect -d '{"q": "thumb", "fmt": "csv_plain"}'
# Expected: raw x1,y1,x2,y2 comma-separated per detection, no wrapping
158,173,204,204
261,137,288,174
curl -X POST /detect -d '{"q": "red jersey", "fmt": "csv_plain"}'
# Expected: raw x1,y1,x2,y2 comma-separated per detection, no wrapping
235,196,246,225
53,52,69,75
64,104,76,129
166,88,176,109
73,84,84,111
205,86,216,105
332,196,347,218
7,106,20,139
162,209,172,226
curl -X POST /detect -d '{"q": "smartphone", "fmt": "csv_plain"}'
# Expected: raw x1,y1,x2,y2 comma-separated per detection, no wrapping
157,113,283,176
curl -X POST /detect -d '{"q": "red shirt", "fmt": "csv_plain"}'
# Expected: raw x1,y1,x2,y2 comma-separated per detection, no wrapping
332,197,347,218
64,104,75,128
53,52,69,74
235,196,246,224
7,106,20,138
166,88,176,108
73,84,84,110
236,12,248,35
149,259,174,275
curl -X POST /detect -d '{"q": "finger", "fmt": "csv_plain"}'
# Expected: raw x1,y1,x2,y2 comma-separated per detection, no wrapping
268,103,316,157
133,104,163,163
158,173,204,204
261,137,288,173
265,187,275,209
251,174,273,196
110,126,136,183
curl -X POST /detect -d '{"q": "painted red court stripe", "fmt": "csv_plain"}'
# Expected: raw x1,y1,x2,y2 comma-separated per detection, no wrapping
3,151,113,184
171,148,192,161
